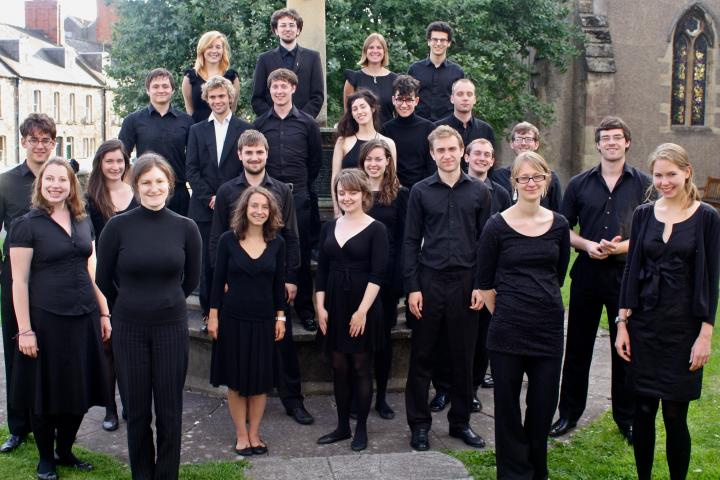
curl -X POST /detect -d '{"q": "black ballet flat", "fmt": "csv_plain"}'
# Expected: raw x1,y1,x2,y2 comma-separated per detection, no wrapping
317,429,352,445
251,441,268,455
234,441,253,457
54,452,93,471
375,402,395,420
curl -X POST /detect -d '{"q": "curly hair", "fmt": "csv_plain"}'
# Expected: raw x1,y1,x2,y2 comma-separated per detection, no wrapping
230,186,284,241
32,157,86,220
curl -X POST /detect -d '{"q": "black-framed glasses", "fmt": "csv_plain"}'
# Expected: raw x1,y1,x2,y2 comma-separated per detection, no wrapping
393,96,416,105
515,174,547,184
26,137,54,146
513,136,537,144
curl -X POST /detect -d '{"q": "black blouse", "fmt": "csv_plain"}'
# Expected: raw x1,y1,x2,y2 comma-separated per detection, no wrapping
86,194,138,240
345,69,398,126
8,209,97,316
184,68,239,123
368,188,408,289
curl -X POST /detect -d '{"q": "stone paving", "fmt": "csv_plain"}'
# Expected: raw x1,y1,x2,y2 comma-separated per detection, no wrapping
0,320,613,479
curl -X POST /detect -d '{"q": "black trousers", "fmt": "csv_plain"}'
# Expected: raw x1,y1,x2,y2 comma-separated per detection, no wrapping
195,221,212,316
558,257,634,428
167,183,189,217
113,320,188,480
0,262,31,437
491,351,562,480
274,302,304,409
405,267,478,431
292,190,315,322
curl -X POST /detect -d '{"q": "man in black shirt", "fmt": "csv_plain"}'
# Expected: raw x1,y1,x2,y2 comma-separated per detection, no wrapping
0,113,56,453
435,79,495,150
381,75,436,189
254,68,322,333
550,116,650,442
119,68,194,215
404,125,491,451
251,8,325,118
408,21,464,122
208,129,313,425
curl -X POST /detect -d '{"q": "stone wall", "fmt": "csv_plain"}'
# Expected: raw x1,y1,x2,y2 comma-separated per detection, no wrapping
0,77,17,167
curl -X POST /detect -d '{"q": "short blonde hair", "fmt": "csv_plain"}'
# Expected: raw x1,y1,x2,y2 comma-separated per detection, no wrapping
194,31,231,78
510,151,551,190
428,125,464,152
358,33,389,67
201,76,235,103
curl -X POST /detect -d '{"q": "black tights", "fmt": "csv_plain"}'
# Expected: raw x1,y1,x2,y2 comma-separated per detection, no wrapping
331,352,372,436
32,413,84,471
633,395,691,480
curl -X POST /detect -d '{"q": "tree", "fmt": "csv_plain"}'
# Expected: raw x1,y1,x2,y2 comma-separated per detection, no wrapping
108,0,580,132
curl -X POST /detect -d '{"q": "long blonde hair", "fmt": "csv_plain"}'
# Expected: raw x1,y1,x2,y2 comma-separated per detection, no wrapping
648,143,700,208
194,31,231,79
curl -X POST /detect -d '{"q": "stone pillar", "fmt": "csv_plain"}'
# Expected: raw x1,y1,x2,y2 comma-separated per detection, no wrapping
287,0,327,125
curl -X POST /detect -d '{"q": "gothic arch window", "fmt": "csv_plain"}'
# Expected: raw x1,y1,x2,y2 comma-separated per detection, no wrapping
671,7,714,126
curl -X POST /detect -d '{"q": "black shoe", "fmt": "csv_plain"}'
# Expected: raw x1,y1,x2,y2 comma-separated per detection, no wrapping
54,452,93,471
286,405,314,425
619,424,633,444
481,374,495,388
429,392,449,412
351,430,368,451
471,396,483,413
375,400,395,420
102,411,119,432
0,434,25,453
549,417,577,437
36,466,58,480
301,317,318,332
410,428,429,451
449,426,486,448
234,443,253,457
251,441,268,455
317,428,352,445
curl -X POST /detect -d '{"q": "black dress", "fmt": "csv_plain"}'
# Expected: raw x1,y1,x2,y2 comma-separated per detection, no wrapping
628,210,705,401
341,139,368,170
345,69,398,126
184,68,239,123
316,219,388,353
86,195,138,239
8,210,107,415
209,231,285,395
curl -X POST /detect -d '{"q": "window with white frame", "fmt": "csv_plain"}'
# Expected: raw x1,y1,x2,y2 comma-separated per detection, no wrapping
53,92,60,121
69,94,76,123
85,95,93,123
33,90,42,113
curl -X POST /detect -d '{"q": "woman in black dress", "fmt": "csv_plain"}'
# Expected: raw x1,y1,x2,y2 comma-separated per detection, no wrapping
343,33,398,125
316,169,388,451
86,138,137,432
208,186,286,456
96,154,201,480
181,30,240,123
477,152,570,480
616,143,719,480
10,158,111,479
359,139,408,419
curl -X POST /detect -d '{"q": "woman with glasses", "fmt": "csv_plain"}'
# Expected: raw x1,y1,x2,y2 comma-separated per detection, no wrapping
477,151,570,480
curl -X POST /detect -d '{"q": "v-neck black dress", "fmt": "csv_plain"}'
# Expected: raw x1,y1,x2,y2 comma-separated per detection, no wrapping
316,219,388,353
209,231,285,395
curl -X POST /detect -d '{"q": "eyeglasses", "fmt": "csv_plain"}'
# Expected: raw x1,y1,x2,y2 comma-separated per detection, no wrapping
513,136,537,145
393,96,416,105
598,134,625,143
515,174,547,184
26,137,54,146
429,38,449,44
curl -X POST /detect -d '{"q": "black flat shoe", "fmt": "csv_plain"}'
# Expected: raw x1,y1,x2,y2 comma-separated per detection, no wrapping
36,469,58,480
234,446,253,457
351,431,367,451
449,426,485,448
251,440,268,455
375,401,395,420
410,428,429,451
0,434,25,453
471,396,483,413
102,411,119,432
317,429,352,445
549,417,577,437
429,392,449,412
286,405,314,425
54,452,93,471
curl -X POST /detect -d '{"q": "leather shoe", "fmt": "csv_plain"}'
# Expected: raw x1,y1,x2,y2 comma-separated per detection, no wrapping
54,452,93,471
351,431,367,451
317,429,352,444
619,424,633,444
251,442,268,455
429,392,449,412
481,374,495,388
36,470,58,480
449,426,485,448
301,317,318,332
286,405,314,425
410,428,429,451
549,417,577,437
375,401,395,420
102,411,119,432
0,434,25,453
471,396,483,413
234,445,253,457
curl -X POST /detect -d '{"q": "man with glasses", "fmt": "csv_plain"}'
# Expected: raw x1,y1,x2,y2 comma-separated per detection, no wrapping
0,113,56,453
549,116,650,442
490,121,563,212
408,21,464,122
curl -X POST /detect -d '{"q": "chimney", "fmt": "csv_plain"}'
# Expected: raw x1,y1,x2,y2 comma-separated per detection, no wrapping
95,0,118,45
25,0,63,45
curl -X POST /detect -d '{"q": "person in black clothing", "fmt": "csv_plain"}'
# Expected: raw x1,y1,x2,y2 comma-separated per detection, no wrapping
254,68,322,333
407,21,464,122
182,31,240,122
381,75,436,189
186,76,252,330
209,129,314,427
434,79,495,151
0,113,55,454
10,158,111,479
118,68,194,216
489,121,563,212
616,144,719,480
96,154,201,480
550,116,649,442
343,33,399,125
85,139,138,433
359,139,408,420
478,151,570,480
316,169,388,452
251,8,324,118
208,186,287,456
404,125,491,451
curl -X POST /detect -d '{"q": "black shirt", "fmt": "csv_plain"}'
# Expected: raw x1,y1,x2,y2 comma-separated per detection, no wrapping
482,177,512,214
381,114,436,188
118,104,194,183
280,45,298,70
403,171,491,292
96,206,202,325
490,166,564,213
369,188,409,290
209,172,300,283
9,209,97,316
345,69,399,125
253,106,323,189
86,195,138,240
434,114,495,148
561,162,651,263
407,58,464,121
0,161,35,261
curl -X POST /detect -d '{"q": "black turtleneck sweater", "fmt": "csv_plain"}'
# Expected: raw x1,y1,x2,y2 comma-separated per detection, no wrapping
96,206,202,325
381,114,436,188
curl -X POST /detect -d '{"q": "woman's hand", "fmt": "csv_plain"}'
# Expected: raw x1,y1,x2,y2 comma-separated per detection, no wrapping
207,313,219,340
100,316,112,342
349,310,367,337
275,320,286,341
317,307,328,335
18,332,38,358
614,322,631,362
689,326,713,372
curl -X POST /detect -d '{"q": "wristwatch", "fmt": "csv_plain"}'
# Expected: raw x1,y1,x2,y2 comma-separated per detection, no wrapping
614,316,628,325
